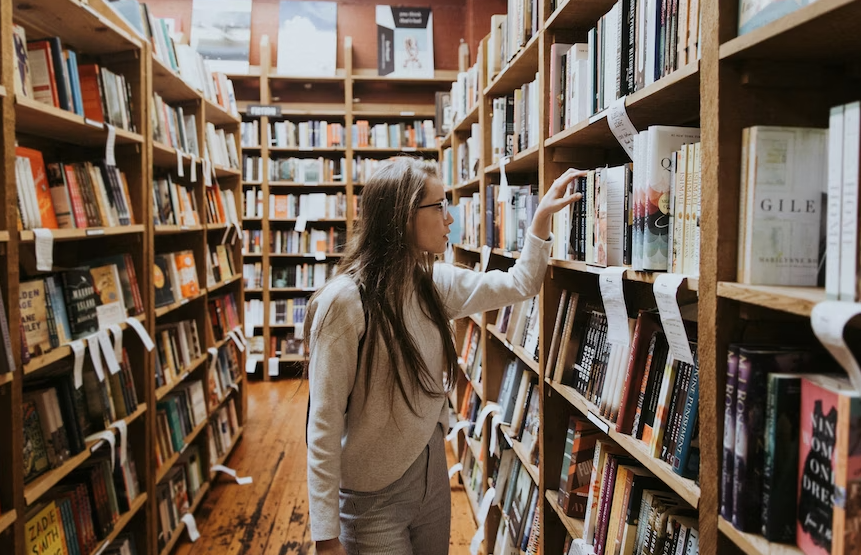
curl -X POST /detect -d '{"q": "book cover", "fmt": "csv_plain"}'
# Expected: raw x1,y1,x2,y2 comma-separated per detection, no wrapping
22,399,50,482
721,345,740,520
61,268,100,340
174,251,200,298
154,255,177,308
190,0,251,73
276,1,337,77
19,279,53,358
13,24,33,99
762,373,802,542
25,501,67,555
16,146,59,229
738,0,815,36
89,264,126,329
376,6,434,78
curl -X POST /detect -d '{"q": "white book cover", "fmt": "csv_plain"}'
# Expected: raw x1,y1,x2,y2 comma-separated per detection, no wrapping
826,105,844,299
277,1,337,77
742,126,827,286
376,6,434,78
190,0,251,74
840,102,860,301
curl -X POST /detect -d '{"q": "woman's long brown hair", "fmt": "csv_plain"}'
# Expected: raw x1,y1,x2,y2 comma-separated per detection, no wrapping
304,157,458,414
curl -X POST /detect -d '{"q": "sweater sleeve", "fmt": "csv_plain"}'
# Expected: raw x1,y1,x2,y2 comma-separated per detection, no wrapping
306,283,366,541
435,231,553,320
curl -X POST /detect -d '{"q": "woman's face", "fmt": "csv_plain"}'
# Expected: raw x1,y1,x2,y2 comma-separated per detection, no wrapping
412,177,454,254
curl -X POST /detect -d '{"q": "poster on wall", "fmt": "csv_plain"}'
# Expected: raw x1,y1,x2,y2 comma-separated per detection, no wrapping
376,6,434,79
277,1,338,77
190,0,252,73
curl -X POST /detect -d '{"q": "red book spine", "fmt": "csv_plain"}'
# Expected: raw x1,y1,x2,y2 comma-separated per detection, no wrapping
62,163,88,228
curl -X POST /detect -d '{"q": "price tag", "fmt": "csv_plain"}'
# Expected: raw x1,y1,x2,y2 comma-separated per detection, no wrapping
125,317,154,351
608,97,637,160
71,340,86,389
811,301,861,394
33,229,53,271
653,274,694,364
105,124,116,166
599,267,630,346
177,149,184,177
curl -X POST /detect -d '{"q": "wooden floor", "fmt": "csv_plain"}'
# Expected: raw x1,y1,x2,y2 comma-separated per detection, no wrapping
175,378,478,555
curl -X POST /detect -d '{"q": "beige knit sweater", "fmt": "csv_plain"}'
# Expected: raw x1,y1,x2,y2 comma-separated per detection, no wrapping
307,232,552,541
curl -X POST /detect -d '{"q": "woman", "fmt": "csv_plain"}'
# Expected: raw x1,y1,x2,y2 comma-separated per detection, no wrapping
306,157,583,554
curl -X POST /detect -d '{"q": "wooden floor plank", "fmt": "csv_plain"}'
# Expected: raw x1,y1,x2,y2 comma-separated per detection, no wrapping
174,379,477,555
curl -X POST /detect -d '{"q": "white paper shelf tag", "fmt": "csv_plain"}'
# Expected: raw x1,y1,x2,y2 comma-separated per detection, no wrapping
88,334,105,382
480,245,492,273
211,464,253,484
109,419,128,468
125,317,154,351
470,487,497,555
228,330,245,352
34,229,53,272
811,301,861,395
448,462,463,479
71,340,86,389
177,149,184,177
599,266,630,347
445,420,471,442
105,124,116,166
653,274,694,365
190,156,198,182
295,215,307,233
97,330,121,375
608,97,637,159
474,402,501,433
85,430,116,470
108,324,123,362
498,156,511,202
268,357,279,377
181,513,201,542
489,414,504,457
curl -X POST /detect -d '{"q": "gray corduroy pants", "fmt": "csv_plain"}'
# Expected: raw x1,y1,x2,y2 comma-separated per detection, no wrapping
339,424,451,555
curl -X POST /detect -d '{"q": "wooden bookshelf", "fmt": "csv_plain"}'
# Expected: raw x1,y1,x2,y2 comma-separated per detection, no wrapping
717,517,804,555
0,511,17,536
88,494,148,555
716,282,824,317
487,324,539,373
544,489,585,539
158,482,210,555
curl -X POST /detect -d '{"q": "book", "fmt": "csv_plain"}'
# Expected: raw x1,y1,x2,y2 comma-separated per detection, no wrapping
376,6,434,78
738,0,815,36
189,0,252,74
25,501,67,555
276,1,337,77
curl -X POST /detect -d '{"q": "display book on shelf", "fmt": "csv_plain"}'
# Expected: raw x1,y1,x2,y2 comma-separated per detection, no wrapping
3,0,247,554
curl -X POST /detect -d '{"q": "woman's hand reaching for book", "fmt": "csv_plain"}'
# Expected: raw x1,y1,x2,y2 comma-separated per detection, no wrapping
530,168,586,240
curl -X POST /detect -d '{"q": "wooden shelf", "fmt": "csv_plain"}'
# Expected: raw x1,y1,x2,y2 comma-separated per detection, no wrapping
24,405,146,506
158,482,211,555
455,244,482,254
454,104,481,134
484,34,541,97
353,107,436,118
24,314,147,375
352,69,459,84
154,224,204,235
15,96,144,146
719,0,861,62
718,517,804,555
269,253,344,258
155,420,209,484
716,282,823,317
353,147,438,154
544,489,585,539
152,141,194,169
545,0,617,31
0,372,14,387
545,62,700,151
268,181,347,188
204,98,240,125
268,146,346,153
491,248,521,260
487,324,539,373
87,494,148,555
0,231,9,242
278,354,306,362
214,164,241,178
0,510,17,536
548,379,700,508
208,274,242,294
549,259,700,291
155,289,207,318
269,70,346,83
20,224,145,243
484,144,540,174
14,0,142,54
151,56,201,103
0,85,6,98
501,426,539,485
206,223,230,231
454,176,481,191
211,427,245,470
155,354,209,402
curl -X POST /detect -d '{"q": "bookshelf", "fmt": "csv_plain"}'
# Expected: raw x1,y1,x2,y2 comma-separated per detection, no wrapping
438,1,861,555
0,0,248,553
237,36,447,381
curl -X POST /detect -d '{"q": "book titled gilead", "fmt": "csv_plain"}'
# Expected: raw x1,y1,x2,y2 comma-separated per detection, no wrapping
376,6,434,79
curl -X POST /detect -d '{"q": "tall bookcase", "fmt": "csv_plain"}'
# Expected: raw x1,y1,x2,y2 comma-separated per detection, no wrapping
0,0,247,554
232,37,454,380
440,1,861,555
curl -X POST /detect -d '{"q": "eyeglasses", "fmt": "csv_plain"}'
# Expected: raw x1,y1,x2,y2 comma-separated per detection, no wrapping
417,198,449,218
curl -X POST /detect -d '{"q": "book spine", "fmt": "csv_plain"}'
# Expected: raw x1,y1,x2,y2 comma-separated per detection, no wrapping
720,346,739,520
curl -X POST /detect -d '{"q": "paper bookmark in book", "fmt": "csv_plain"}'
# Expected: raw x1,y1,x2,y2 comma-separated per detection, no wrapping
448,462,463,479
812,301,861,395
654,274,694,364
71,340,85,389
105,124,116,166
445,420,470,442
33,229,52,272
470,487,497,555
608,97,636,159
109,419,128,468
180,513,200,541
125,316,154,351
599,266,630,346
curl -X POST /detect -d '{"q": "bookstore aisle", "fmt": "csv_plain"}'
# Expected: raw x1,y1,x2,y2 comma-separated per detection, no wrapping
172,380,477,555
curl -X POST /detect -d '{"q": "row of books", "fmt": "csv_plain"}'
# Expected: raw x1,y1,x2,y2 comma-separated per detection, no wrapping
155,447,204,551
155,380,208,468
562,435,699,555
460,320,483,387
205,187,240,228
205,122,240,170
154,250,202,309
486,0,540,84
720,348,858,555
267,156,346,184
22,357,140,483
492,447,541,554
269,334,304,358
495,295,541,361
491,76,540,164
24,448,141,555
16,146,135,231
486,184,539,252
270,298,308,326
112,1,240,116
548,293,700,479
209,342,242,406
152,93,199,155
153,175,198,227
154,320,204,390
243,262,264,290
20,255,144,360
268,193,347,220
448,194,481,248
14,28,136,132
585,0,701,118
443,60,480,133
208,293,242,343
240,120,262,147
352,120,437,149
440,122,481,188
268,228,347,256
549,127,702,273
497,361,542,463
267,120,347,149
270,263,336,290
209,399,241,462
